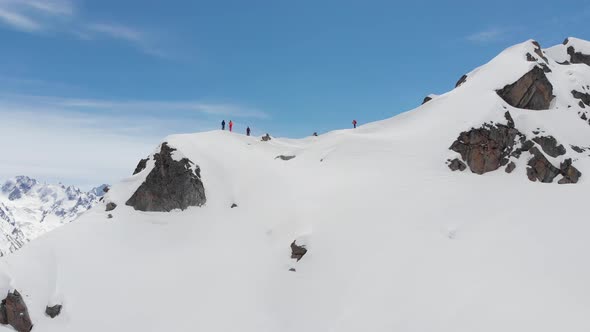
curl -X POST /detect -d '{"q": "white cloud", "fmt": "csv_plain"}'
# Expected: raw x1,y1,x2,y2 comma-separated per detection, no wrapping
86,23,143,42
466,28,507,43
0,93,267,187
0,7,41,31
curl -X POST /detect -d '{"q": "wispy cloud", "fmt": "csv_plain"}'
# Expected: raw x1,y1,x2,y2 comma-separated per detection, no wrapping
466,27,509,43
0,93,267,187
0,0,168,58
0,0,73,32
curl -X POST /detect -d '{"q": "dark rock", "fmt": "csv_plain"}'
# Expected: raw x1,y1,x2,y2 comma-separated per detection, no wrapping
291,241,307,262
455,74,467,88
558,159,582,184
571,145,586,153
497,66,554,110
45,304,62,318
450,124,524,174
580,101,586,109
107,214,113,219
540,63,551,73
532,136,566,158
126,143,206,212
288,268,296,272
567,46,590,66
103,186,110,193
526,53,536,62
572,90,590,106
105,202,117,212
504,111,515,128
563,38,570,45
422,96,432,104
532,41,548,63
505,161,516,173
261,134,272,142
275,155,295,161
133,158,149,175
1,290,33,332
447,158,467,172
526,147,561,183
230,203,238,208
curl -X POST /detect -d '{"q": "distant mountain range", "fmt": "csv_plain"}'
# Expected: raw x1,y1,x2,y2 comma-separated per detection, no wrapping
0,176,107,256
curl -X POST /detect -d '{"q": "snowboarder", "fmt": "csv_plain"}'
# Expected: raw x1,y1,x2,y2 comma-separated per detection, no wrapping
246,127,251,136
352,120,357,129
221,120,226,130
229,120,233,132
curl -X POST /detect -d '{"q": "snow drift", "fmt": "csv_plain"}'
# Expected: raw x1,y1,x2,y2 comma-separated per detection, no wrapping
1,38,590,332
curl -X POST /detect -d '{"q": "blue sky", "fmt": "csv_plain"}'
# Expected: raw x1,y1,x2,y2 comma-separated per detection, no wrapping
1,0,589,187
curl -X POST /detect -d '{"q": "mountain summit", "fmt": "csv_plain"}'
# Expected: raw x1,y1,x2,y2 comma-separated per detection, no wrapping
1,39,590,332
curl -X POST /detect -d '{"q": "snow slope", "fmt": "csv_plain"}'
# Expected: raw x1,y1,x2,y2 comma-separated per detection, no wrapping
1,39,590,332
0,177,107,256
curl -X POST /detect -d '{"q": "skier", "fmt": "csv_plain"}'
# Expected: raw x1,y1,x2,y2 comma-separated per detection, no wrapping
246,127,251,136
221,120,226,130
352,119,357,129
229,120,233,132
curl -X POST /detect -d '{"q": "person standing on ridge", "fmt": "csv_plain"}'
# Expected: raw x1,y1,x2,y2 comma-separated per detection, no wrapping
221,120,226,130
229,120,234,132
246,127,251,136
352,119,357,129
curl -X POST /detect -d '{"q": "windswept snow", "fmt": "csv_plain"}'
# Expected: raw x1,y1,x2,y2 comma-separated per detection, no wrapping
1,39,590,332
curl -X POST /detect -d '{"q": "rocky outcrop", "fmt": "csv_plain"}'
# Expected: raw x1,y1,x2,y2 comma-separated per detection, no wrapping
275,155,295,161
571,145,587,153
105,202,117,212
505,161,516,173
558,159,582,184
126,143,206,212
45,304,62,318
572,90,590,106
497,66,554,110
532,41,549,63
133,158,149,175
261,134,272,142
447,158,466,172
230,203,238,209
422,96,432,104
526,147,561,183
455,74,467,88
291,241,307,262
567,44,590,66
450,124,524,174
0,290,33,332
532,136,566,158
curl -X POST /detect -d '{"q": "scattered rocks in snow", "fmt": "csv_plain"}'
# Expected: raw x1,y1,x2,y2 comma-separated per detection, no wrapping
230,203,238,208
105,202,117,212
526,147,561,183
275,155,295,161
447,158,467,172
133,158,149,175
571,145,587,153
532,41,549,63
558,159,582,184
126,143,206,212
497,66,554,110
572,90,590,106
526,53,536,62
449,123,524,174
566,44,590,66
290,241,307,262
505,161,516,173
455,74,467,88
0,290,33,332
45,304,62,318
532,136,566,158
261,134,272,142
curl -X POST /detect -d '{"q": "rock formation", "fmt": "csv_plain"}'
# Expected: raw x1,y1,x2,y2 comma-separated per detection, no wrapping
0,290,33,332
497,66,554,110
126,143,206,212
291,241,307,262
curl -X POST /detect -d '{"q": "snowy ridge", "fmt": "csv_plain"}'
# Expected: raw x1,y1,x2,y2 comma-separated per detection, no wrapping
1,39,590,331
0,176,107,256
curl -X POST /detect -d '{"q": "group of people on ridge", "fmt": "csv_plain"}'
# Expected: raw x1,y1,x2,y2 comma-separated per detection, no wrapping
221,119,358,136
221,120,251,136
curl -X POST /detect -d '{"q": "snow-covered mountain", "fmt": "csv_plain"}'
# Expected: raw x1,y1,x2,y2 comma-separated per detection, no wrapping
0,176,107,256
1,38,590,332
